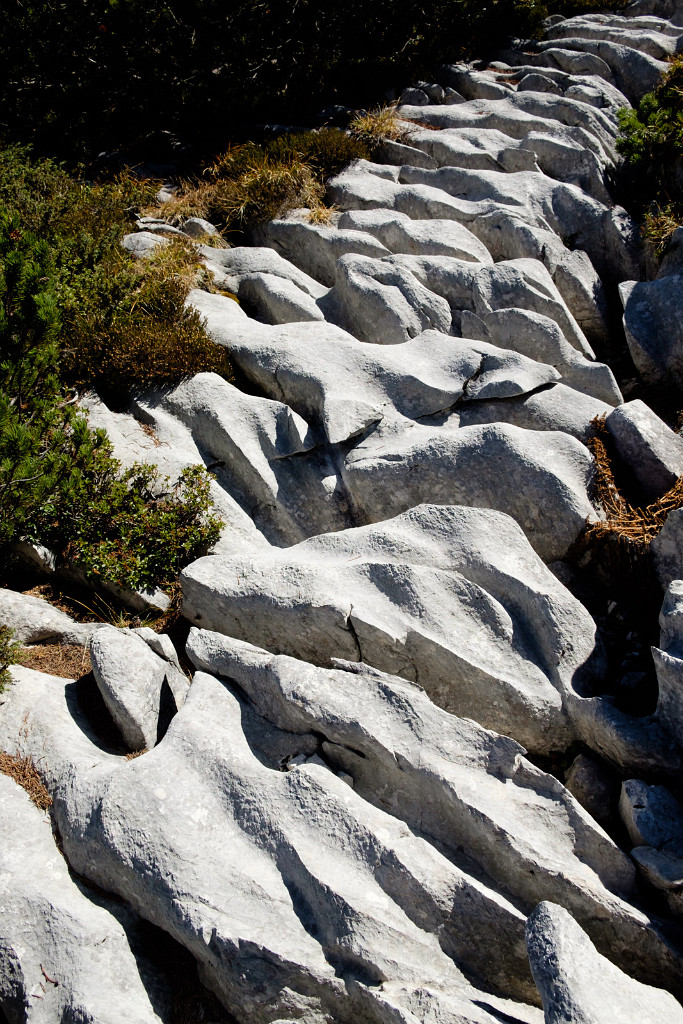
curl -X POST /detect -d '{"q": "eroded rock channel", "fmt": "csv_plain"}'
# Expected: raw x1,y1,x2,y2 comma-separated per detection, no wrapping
2,3,683,1022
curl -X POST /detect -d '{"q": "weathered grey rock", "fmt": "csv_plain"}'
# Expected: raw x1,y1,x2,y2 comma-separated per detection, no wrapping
337,208,493,263
651,508,683,590
544,14,681,60
181,216,220,238
199,245,328,299
258,213,391,287
135,217,188,238
564,752,617,826
0,772,166,1024
238,271,326,323
90,625,189,750
526,901,683,1024
138,371,351,542
376,138,439,169
619,778,683,850
331,253,453,344
121,231,169,256
183,631,683,994
619,779,683,904
399,86,430,105
0,589,95,645
459,306,620,403
389,255,595,358
531,36,669,102
397,93,618,159
133,626,181,669
621,276,683,387
455,383,612,442
224,319,559,445
394,163,639,284
342,419,595,562
653,580,683,748
606,399,683,500
0,665,548,1023
328,161,618,298
181,503,599,751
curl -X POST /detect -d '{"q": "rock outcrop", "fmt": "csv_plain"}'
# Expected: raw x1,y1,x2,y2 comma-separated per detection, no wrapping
3,4,683,1023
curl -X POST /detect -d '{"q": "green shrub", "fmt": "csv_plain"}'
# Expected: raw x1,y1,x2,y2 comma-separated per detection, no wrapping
0,197,224,593
60,463,223,594
617,55,683,249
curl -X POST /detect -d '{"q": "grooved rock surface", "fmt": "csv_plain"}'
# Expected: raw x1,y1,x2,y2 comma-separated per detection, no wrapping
4,5,683,1021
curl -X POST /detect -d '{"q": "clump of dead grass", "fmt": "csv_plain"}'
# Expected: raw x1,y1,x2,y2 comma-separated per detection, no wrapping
158,129,370,235
308,204,337,225
586,415,683,551
0,751,52,810
20,643,92,680
349,106,408,148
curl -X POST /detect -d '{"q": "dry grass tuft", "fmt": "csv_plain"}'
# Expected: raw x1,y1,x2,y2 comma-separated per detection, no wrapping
350,106,408,148
308,204,337,225
586,415,683,550
125,748,147,760
0,751,52,810
20,643,92,680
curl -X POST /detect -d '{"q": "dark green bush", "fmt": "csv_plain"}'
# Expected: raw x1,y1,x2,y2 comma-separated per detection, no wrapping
617,55,683,254
0,0,626,164
0,197,224,593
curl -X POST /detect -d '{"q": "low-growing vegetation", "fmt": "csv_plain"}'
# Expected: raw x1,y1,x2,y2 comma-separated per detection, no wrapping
617,55,683,258
0,0,628,165
0,147,225,595
0,625,22,690
161,129,372,232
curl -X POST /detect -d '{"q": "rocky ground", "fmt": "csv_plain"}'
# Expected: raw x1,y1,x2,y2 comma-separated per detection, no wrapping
2,2,683,1022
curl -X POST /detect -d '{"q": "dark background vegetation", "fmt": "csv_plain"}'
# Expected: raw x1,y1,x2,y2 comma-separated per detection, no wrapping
1,0,614,166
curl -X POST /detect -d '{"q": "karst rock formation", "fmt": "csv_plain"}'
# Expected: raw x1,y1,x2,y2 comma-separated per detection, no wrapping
3,3,683,1022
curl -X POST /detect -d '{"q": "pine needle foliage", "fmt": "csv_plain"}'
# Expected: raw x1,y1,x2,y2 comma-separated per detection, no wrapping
586,415,683,551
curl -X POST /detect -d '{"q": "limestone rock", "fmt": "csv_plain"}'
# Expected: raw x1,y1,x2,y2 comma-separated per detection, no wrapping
257,214,392,287
120,231,169,256
90,625,189,750
224,319,560,446
0,666,547,1023
0,772,165,1024
564,752,617,825
342,419,595,561
0,589,94,645
331,252,453,344
653,580,683,748
337,208,493,263
238,271,326,323
621,276,683,387
181,502,600,751
651,508,683,590
605,399,683,500
619,779,683,904
526,901,683,1024
184,630,683,994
